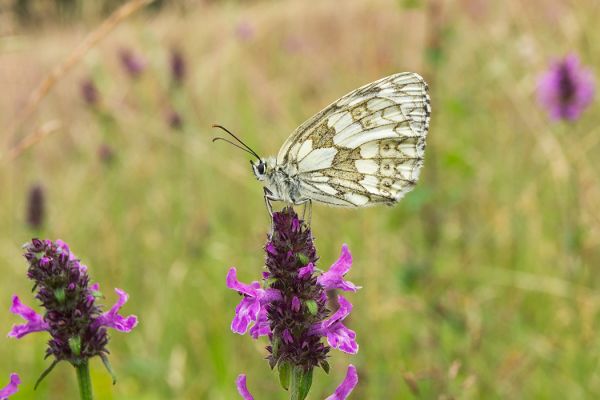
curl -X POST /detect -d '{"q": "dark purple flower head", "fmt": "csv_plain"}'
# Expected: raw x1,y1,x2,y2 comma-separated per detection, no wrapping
118,48,146,78
538,54,595,121
80,78,100,106
166,108,183,130
9,239,137,371
26,183,45,230
0,373,20,400
227,207,360,398
169,48,186,85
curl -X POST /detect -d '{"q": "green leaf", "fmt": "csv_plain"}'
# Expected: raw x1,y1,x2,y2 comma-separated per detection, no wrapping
290,367,313,400
278,361,292,390
320,360,330,374
272,336,281,360
54,287,66,304
68,336,81,356
100,353,118,385
297,253,309,266
305,300,318,315
34,360,60,390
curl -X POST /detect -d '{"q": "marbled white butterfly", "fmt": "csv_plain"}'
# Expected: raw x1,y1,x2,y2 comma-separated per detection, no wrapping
214,72,430,214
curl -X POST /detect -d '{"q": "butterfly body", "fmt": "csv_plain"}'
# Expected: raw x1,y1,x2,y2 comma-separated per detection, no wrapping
250,72,431,209
253,157,304,204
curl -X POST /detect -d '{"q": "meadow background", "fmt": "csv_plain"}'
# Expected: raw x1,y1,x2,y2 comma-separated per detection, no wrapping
2,0,600,398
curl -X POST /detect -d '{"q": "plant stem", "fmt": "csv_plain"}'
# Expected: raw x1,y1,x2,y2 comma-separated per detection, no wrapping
76,360,93,400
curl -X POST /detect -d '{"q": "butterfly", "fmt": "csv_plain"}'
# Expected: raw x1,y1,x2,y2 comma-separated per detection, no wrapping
213,72,430,215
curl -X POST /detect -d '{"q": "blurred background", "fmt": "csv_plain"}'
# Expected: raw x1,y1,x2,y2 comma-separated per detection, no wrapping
1,0,600,398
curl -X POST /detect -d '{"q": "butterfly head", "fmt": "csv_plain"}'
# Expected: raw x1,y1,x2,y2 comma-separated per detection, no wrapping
251,159,268,181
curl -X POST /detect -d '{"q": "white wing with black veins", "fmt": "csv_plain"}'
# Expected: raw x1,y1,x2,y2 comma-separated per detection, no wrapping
277,72,430,207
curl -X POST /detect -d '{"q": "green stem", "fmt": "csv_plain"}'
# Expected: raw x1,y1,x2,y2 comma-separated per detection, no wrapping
76,360,93,400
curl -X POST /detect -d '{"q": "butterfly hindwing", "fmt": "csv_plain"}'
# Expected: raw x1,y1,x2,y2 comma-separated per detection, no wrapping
277,72,430,207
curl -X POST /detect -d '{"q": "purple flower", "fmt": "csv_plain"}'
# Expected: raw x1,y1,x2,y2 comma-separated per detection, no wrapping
0,374,20,400
283,35,305,54
249,307,270,339
235,22,255,41
235,364,358,400
310,296,358,354
25,183,45,230
98,144,115,164
80,78,100,106
235,374,254,400
8,295,49,338
298,263,314,279
325,365,359,400
226,267,281,335
169,48,186,85
227,208,361,398
317,245,360,292
166,108,183,130
118,48,146,78
538,54,595,121
10,239,138,383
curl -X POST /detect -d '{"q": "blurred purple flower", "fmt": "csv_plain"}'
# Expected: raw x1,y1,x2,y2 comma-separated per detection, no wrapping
166,108,183,130
236,364,358,400
169,48,186,85
98,144,115,164
26,183,45,230
9,239,137,384
538,54,595,121
0,374,20,400
80,78,100,106
118,48,146,78
235,21,255,41
283,35,305,54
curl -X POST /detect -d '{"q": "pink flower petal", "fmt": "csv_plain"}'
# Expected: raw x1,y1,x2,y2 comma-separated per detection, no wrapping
325,365,358,400
8,296,49,339
0,373,20,400
235,374,254,400
94,289,137,332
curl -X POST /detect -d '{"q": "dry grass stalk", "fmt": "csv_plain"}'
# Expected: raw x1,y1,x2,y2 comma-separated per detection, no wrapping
3,0,155,159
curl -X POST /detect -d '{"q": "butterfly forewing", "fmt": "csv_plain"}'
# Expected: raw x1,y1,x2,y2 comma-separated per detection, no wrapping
277,72,430,207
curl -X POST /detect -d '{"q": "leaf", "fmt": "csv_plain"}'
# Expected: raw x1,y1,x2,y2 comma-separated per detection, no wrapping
290,367,313,400
278,361,292,390
100,353,118,385
305,300,318,315
34,360,60,390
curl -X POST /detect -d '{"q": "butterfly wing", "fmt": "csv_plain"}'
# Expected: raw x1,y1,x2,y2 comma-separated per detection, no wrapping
277,72,430,207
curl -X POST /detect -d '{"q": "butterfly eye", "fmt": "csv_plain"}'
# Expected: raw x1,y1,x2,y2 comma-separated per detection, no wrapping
257,163,266,175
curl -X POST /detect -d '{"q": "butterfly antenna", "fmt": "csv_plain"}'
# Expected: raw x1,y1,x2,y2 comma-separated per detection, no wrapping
212,137,259,158
212,124,261,159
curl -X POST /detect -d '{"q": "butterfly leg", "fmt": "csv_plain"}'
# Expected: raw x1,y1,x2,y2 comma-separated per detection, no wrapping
295,199,312,225
263,187,278,235
263,187,274,218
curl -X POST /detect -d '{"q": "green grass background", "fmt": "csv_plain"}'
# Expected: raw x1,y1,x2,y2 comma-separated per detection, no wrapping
2,0,600,398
